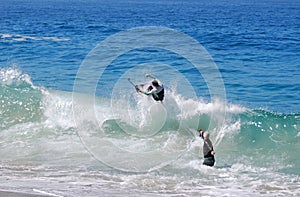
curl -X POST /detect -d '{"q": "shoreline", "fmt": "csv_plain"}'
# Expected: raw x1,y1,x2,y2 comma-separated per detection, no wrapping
0,190,52,197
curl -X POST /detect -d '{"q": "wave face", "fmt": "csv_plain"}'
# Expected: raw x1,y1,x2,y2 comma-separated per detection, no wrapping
0,68,43,130
1,68,299,196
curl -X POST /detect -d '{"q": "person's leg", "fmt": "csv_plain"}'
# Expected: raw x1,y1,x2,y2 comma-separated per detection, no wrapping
203,157,215,167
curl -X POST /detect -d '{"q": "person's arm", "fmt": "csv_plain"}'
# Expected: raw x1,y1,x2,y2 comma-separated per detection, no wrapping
210,147,215,155
145,73,163,87
145,73,156,79
139,89,151,95
139,88,156,95
139,88,159,99
199,130,204,139
140,74,156,95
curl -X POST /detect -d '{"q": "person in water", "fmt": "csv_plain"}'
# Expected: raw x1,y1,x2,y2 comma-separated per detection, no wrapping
138,73,164,102
198,129,215,167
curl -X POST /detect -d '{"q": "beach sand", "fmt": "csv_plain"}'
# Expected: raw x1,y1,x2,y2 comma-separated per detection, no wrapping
0,190,51,197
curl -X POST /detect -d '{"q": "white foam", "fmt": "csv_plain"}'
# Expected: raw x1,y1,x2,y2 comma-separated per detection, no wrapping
214,120,241,146
1,33,70,42
33,189,63,197
1,33,12,38
42,89,76,129
168,90,246,118
42,36,70,41
0,67,33,85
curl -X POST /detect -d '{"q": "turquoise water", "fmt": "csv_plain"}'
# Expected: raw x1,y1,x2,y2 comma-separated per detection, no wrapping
1,0,299,196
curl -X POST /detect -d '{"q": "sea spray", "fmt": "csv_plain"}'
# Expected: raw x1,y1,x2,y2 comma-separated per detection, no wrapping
0,68,299,195
0,68,43,130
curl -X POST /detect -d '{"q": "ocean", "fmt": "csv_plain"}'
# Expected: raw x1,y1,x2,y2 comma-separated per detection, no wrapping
0,0,299,196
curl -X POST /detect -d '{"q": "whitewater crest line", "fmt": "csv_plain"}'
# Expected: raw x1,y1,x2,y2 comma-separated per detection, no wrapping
0,67,33,85
72,26,228,172
1,67,299,175
0,33,70,42
0,67,45,129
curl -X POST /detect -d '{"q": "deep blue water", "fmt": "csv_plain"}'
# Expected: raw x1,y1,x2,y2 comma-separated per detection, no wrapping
1,1,300,196
1,0,299,113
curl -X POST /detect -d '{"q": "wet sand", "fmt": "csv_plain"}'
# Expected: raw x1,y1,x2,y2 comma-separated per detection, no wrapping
0,190,51,197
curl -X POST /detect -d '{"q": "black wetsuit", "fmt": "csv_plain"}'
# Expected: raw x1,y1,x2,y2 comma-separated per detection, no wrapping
146,85,164,102
203,139,215,167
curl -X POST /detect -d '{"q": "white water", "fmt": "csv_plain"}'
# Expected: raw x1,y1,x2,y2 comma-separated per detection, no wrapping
0,68,299,196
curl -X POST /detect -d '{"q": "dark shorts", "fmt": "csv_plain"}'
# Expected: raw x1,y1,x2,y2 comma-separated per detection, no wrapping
147,86,153,91
203,157,215,167
147,86,164,101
